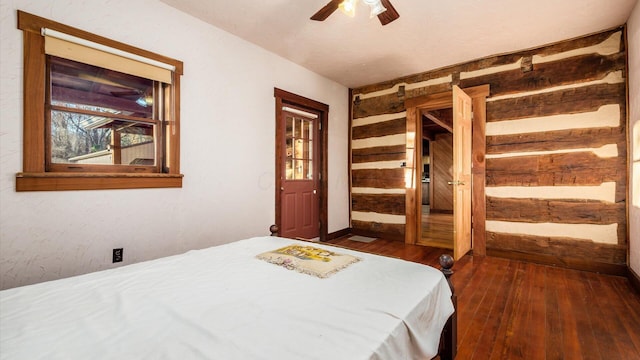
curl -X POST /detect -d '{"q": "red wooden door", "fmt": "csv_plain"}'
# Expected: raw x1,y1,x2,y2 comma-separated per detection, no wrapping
280,108,319,239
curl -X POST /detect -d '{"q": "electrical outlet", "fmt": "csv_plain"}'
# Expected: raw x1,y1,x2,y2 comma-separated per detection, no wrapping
113,248,123,263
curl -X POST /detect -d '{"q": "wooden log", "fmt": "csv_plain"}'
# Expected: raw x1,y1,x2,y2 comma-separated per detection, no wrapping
352,144,406,163
352,168,404,189
353,68,455,95
352,117,406,139
351,220,405,241
353,83,451,118
486,198,625,225
529,28,621,57
351,29,621,96
487,126,626,154
353,95,406,119
486,83,625,122
486,232,627,263
486,166,622,187
459,53,626,98
487,152,625,174
352,193,405,215
486,153,627,203
486,232,627,275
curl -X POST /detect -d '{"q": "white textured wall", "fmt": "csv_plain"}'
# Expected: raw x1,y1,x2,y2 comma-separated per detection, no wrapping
628,0,640,275
0,0,349,289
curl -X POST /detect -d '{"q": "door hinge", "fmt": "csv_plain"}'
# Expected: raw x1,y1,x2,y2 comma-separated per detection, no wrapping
318,121,322,130
318,173,322,180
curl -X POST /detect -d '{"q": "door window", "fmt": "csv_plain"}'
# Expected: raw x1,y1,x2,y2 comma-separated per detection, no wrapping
285,114,313,180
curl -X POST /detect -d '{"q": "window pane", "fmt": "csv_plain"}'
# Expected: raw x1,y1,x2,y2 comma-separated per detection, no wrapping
293,160,303,180
50,110,155,165
49,56,154,119
286,138,293,159
48,55,158,167
293,139,306,159
306,160,313,180
286,159,294,180
284,113,314,180
294,118,302,139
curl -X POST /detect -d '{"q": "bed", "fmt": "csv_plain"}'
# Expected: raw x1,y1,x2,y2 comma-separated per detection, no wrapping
0,234,456,359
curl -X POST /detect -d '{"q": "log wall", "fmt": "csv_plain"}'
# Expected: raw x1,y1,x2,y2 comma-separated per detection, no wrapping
350,27,627,270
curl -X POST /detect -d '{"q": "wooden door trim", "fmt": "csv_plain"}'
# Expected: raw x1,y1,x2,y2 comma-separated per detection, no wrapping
404,84,489,255
274,88,329,241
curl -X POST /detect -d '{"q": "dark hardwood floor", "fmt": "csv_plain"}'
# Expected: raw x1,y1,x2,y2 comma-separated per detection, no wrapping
326,236,640,360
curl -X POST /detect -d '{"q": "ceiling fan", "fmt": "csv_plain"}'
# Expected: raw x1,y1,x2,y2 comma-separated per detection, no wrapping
311,0,399,26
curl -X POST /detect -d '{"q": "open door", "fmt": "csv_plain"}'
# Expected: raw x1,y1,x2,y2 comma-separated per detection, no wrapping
451,85,472,260
404,85,488,257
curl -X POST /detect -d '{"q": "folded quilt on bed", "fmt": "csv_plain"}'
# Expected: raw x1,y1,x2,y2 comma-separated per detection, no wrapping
257,244,361,278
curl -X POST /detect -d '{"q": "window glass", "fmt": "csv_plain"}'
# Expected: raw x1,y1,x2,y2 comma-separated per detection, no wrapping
285,114,313,180
16,11,183,191
48,55,159,167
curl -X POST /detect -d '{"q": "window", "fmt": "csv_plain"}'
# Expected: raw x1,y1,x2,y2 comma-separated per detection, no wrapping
284,109,316,180
16,11,183,191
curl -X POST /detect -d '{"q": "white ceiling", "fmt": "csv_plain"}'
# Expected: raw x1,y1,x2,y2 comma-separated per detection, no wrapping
159,0,637,88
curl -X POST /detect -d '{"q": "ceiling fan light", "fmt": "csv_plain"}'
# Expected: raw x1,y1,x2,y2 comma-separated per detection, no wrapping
364,0,387,17
136,95,153,107
339,0,357,17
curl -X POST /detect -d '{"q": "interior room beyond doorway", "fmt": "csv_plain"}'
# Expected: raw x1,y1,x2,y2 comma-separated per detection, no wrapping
417,109,454,249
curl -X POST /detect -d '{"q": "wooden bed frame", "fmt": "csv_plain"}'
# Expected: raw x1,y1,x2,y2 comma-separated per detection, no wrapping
269,225,457,360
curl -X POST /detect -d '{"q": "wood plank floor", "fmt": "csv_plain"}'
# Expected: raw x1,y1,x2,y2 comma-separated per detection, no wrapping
418,208,454,249
327,236,640,360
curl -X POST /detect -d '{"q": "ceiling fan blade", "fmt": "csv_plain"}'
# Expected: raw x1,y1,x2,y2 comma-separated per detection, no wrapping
310,0,343,21
111,90,141,97
377,0,399,25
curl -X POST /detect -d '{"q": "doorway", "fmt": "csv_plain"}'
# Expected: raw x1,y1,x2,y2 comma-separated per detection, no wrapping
418,112,455,250
274,88,329,241
404,85,489,260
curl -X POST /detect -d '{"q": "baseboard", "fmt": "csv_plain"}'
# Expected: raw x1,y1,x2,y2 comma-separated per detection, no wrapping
629,267,640,294
486,248,628,277
327,227,351,241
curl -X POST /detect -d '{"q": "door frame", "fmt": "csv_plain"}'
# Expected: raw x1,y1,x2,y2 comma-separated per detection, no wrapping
274,88,329,241
404,84,490,255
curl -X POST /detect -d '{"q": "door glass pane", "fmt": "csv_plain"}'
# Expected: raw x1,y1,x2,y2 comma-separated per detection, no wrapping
285,113,313,180
286,159,294,179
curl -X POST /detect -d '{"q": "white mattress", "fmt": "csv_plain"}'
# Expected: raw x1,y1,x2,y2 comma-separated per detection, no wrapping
0,237,454,360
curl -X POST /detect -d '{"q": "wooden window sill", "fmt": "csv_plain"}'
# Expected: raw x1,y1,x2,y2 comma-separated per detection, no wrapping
16,172,183,191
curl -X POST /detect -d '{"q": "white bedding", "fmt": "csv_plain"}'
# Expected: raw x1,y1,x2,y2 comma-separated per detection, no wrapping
0,236,454,360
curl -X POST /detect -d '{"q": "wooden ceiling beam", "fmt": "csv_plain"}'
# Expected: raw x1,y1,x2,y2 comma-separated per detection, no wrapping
423,111,453,133
51,85,151,116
